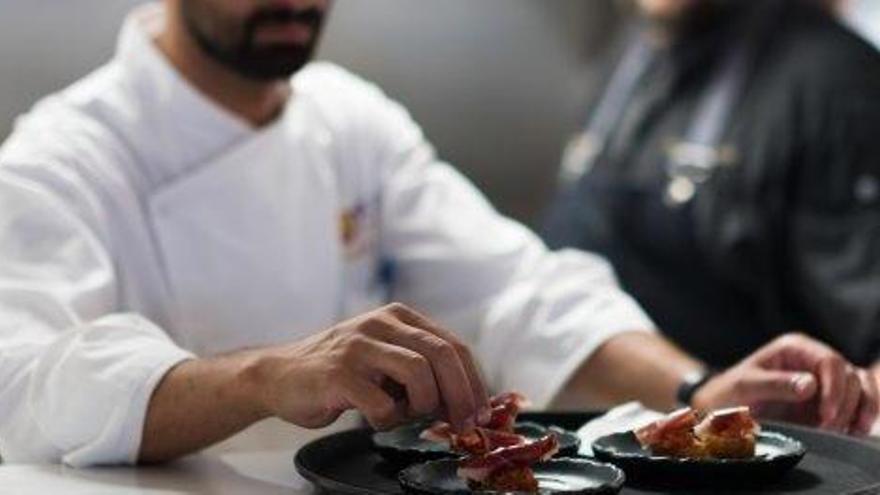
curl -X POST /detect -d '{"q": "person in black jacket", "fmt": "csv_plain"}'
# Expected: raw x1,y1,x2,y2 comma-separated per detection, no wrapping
544,0,880,390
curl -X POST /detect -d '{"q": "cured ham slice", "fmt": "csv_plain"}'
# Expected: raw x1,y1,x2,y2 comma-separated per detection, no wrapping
452,428,526,455
421,391,530,452
694,406,759,438
483,393,526,432
490,391,530,409
421,424,526,455
421,392,551,491
634,407,703,457
457,433,560,487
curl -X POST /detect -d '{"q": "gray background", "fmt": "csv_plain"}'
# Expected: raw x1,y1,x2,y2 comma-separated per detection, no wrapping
0,0,622,224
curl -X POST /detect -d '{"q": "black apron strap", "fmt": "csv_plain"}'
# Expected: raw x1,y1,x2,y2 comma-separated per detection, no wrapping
558,26,656,185
664,0,785,205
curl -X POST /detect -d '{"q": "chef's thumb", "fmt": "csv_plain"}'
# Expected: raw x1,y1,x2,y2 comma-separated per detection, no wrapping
740,370,818,403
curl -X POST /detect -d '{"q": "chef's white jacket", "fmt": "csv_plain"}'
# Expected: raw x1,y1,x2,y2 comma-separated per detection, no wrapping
0,4,654,466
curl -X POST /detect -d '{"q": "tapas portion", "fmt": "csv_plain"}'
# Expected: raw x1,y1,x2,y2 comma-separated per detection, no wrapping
371,392,580,462
456,432,559,491
397,392,624,493
634,406,759,459
592,406,806,483
421,392,529,455
399,457,626,495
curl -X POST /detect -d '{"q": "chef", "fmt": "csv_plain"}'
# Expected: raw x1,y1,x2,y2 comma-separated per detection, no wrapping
0,0,875,467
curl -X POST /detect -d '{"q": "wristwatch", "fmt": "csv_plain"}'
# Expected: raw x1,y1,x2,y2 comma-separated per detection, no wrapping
676,369,717,407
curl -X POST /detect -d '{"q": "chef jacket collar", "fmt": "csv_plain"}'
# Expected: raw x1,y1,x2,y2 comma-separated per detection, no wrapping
114,3,264,190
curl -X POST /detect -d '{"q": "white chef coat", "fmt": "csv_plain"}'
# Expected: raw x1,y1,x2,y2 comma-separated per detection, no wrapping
0,4,654,467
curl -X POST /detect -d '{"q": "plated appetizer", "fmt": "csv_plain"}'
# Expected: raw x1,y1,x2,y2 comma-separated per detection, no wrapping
370,391,579,464
634,406,759,459
421,391,529,455
417,392,572,491
457,432,560,491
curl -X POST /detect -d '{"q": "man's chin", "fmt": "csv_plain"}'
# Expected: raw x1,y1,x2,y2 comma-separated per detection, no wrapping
231,50,314,81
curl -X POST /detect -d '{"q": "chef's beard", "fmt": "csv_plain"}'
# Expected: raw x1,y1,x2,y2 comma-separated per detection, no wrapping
641,0,736,36
182,5,326,81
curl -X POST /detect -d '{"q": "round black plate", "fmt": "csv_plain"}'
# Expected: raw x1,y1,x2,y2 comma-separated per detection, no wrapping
592,430,805,485
399,458,625,495
294,412,880,494
373,422,581,464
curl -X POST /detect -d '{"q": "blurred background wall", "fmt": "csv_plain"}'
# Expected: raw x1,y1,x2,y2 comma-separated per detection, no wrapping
0,0,621,224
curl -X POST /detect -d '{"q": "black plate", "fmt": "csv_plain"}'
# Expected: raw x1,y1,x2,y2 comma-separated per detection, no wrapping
399,458,625,495
592,430,805,485
373,421,581,463
294,412,880,494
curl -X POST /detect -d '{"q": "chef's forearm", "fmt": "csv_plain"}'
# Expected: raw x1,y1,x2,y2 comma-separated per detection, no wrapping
552,332,702,412
139,351,270,463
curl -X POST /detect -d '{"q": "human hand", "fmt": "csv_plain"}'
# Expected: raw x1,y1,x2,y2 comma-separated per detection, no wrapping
254,303,490,431
693,333,879,436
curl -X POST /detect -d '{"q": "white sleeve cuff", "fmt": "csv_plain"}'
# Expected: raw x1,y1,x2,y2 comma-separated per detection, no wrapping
64,345,193,467
25,314,194,467
479,248,656,409
509,297,655,410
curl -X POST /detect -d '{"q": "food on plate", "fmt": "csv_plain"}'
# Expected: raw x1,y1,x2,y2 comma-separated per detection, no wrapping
421,391,529,455
634,407,705,458
457,433,560,491
635,406,759,459
422,392,556,492
695,407,760,458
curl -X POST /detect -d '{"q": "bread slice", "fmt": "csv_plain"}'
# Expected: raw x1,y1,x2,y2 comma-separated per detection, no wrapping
694,406,759,459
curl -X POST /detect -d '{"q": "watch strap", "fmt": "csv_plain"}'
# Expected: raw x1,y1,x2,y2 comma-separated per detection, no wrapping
676,369,717,407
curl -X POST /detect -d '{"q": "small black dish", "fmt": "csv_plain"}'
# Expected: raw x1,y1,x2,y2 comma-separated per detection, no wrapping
372,422,581,464
591,430,806,485
398,458,625,495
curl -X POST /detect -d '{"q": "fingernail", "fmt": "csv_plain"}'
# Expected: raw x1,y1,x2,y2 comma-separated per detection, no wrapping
793,374,813,394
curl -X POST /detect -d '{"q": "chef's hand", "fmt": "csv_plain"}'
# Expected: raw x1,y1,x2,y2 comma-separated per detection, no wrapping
256,303,490,432
693,333,879,436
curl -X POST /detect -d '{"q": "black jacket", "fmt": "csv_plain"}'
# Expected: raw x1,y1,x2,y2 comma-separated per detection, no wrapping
544,1,880,367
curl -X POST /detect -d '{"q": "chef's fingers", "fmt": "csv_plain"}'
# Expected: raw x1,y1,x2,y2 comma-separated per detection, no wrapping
816,355,849,429
736,369,817,404
829,366,861,433
757,333,834,372
386,303,491,423
362,311,477,431
363,340,440,418
851,369,879,436
340,373,407,430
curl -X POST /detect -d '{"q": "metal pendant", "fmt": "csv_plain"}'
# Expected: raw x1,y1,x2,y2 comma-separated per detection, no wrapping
664,176,697,207
662,140,736,208
558,132,603,186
